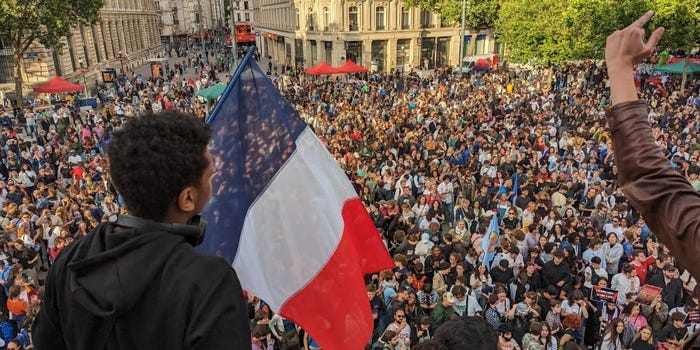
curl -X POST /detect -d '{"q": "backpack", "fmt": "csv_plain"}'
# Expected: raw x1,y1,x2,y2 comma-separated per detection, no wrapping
15,328,30,348
590,266,602,286
0,319,17,344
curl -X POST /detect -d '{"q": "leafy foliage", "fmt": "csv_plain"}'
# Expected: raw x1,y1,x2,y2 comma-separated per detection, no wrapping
496,0,572,65
404,0,500,29
409,0,698,64
0,0,104,103
651,0,700,53
0,0,104,54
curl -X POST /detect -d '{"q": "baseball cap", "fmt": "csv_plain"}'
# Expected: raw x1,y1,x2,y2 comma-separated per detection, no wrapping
442,292,456,304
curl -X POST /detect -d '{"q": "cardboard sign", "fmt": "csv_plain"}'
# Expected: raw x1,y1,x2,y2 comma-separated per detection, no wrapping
636,284,663,306
590,286,619,303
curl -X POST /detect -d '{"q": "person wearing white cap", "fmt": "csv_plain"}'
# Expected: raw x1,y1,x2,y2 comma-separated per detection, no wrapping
431,291,456,329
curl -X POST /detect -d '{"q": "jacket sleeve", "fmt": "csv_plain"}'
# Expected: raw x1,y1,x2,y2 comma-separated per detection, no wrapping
32,262,68,350
187,263,252,350
607,100,700,280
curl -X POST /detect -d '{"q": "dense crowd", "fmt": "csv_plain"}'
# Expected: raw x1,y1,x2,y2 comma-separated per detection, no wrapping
0,32,698,349
252,56,698,350
0,32,238,349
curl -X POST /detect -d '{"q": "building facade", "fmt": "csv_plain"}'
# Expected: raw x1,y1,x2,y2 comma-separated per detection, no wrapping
159,0,226,47
255,0,498,73
233,0,255,25
0,0,162,94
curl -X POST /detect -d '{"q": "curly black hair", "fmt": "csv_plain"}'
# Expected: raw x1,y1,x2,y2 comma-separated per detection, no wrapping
107,110,211,221
433,316,498,350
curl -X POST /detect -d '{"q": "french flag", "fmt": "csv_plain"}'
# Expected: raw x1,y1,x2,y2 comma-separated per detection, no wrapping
200,50,393,350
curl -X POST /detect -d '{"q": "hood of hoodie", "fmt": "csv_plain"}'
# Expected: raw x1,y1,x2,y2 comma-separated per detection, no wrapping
65,223,186,318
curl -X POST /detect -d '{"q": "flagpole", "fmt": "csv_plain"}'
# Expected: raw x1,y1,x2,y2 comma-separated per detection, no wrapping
206,46,257,125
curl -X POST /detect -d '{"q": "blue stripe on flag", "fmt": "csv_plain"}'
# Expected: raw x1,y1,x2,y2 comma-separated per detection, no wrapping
199,48,307,262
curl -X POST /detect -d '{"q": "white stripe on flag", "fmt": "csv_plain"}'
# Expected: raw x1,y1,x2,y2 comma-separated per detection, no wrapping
233,127,358,311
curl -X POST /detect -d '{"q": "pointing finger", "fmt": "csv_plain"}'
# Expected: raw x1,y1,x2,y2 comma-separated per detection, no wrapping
631,10,655,28
644,27,665,53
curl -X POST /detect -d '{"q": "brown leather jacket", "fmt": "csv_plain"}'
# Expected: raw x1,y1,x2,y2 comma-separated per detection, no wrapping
608,100,700,281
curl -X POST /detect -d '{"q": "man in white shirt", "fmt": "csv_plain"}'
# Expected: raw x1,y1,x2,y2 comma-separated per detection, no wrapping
582,238,607,270
611,263,640,306
437,175,454,225
603,217,625,241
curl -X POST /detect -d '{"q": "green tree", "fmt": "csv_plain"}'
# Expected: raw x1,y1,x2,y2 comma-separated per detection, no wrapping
496,0,572,65
404,0,500,28
562,0,615,59
563,0,652,60
0,0,104,106
652,0,700,90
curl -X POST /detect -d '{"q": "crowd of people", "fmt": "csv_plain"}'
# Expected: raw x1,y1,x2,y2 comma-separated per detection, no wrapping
0,23,696,350
256,52,697,350
0,30,239,348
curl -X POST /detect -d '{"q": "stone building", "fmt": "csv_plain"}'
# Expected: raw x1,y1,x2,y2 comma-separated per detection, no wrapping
0,0,163,95
255,0,500,73
159,0,226,49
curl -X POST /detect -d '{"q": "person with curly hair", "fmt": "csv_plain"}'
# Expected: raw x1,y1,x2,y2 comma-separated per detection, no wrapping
34,110,250,349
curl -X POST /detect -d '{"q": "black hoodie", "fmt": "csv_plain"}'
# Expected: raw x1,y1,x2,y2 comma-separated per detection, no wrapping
34,222,251,350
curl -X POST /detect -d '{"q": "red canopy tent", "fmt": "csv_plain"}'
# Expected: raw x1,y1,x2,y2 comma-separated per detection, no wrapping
306,62,340,75
33,75,84,93
336,60,368,74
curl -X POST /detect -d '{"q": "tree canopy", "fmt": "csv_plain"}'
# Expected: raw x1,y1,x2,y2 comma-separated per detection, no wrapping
0,0,104,103
404,0,500,29
406,0,699,64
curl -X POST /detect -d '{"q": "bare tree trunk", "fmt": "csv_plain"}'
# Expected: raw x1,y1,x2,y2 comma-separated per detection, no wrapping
681,56,689,93
13,52,24,108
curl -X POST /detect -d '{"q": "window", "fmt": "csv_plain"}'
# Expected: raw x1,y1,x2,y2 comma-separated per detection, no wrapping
237,13,241,22
244,1,249,10
295,8,300,29
349,6,358,31
420,10,434,28
245,13,250,22
307,8,314,30
323,7,329,31
401,7,410,29
375,6,385,30
475,34,487,55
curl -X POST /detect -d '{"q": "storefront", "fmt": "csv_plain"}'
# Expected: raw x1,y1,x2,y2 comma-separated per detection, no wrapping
371,40,387,72
345,41,362,65
295,39,304,67
436,37,451,67
396,39,411,73
420,37,436,69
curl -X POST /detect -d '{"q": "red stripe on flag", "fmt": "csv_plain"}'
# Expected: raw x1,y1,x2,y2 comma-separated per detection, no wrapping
279,198,393,350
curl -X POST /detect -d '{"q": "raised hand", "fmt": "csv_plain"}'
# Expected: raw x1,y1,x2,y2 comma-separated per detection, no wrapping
605,10,665,105
606,10,664,72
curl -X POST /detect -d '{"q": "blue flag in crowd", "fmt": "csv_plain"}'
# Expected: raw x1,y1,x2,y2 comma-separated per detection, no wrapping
481,212,501,269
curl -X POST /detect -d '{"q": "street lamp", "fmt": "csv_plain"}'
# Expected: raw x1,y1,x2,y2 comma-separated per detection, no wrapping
116,51,127,76
228,4,238,67
458,0,467,74
76,58,88,97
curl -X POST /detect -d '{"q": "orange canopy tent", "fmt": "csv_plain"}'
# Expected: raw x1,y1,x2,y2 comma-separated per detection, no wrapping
305,62,340,75
33,75,84,93
336,60,368,74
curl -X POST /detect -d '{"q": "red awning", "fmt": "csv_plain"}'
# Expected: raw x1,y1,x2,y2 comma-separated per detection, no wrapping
236,34,256,43
336,60,368,74
33,75,84,93
262,32,278,40
306,62,340,75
